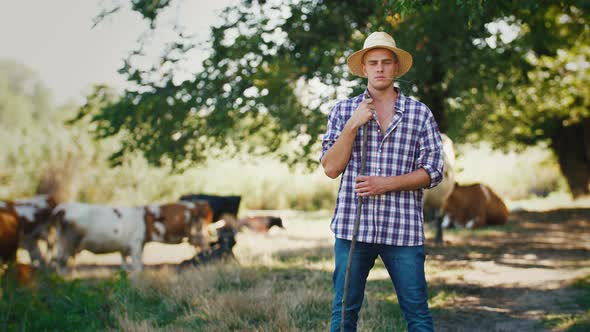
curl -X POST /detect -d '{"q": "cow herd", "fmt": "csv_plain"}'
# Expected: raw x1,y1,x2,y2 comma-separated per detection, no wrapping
0,194,284,274
1,135,511,275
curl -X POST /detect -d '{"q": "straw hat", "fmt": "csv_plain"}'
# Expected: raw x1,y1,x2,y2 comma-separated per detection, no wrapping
347,32,413,78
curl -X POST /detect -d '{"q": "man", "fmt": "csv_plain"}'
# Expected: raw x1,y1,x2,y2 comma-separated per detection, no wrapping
320,31,443,332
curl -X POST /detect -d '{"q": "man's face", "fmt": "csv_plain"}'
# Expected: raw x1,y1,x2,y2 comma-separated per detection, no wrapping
362,48,398,91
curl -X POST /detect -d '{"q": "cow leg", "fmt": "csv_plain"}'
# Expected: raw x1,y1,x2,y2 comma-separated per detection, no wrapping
23,236,45,267
129,245,143,272
54,222,82,275
44,226,57,266
434,210,444,246
472,205,487,228
120,252,132,270
200,228,211,253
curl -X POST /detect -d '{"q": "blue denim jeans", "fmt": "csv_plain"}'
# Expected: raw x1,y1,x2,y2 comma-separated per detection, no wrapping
330,239,433,332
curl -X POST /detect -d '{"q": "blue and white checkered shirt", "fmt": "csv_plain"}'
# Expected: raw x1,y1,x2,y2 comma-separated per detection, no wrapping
321,88,444,246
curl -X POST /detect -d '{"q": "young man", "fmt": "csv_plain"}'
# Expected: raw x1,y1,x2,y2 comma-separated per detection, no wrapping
320,31,443,332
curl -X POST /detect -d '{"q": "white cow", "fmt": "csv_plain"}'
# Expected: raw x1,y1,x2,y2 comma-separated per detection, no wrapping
52,203,150,272
52,201,212,273
423,133,456,244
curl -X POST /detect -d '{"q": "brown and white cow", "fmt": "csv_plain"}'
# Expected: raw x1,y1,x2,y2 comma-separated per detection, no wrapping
3,195,57,266
145,201,213,244
52,200,212,272
442,183,509,229
0,202,20,264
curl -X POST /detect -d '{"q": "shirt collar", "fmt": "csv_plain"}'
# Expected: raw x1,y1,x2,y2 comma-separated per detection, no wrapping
362,87,407,113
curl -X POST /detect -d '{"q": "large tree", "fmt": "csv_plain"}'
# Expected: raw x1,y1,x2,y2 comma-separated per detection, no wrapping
87,0,590,195
0,59,54,127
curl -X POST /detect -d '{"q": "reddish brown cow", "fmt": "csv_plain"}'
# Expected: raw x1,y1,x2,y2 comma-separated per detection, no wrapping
0,203,20,263
443,183,509,229
238,216,284,233
149,201,214,244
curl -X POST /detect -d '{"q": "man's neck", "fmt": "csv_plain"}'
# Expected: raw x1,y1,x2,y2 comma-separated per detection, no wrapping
367,85,397,103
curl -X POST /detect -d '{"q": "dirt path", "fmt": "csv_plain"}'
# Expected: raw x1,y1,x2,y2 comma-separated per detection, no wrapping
427,208,590,332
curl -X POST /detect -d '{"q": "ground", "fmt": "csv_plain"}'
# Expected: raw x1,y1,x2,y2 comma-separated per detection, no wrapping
24,206,590,331
427,208,590,332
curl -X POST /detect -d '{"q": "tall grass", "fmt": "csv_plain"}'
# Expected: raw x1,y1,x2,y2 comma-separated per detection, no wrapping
454,142,568,200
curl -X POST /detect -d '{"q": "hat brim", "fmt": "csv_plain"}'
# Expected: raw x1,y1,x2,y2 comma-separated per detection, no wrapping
347,46,413,78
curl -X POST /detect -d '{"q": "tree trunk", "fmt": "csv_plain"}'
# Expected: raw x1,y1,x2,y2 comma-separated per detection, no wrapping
550,119,590,197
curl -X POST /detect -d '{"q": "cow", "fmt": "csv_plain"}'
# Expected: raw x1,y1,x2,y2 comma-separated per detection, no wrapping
180,194,241,222
238,216,284,233
52,201,212,272
442,183,509,229
422,133,456,244
0,202,20,264
146,201,214,243
2,195,57,266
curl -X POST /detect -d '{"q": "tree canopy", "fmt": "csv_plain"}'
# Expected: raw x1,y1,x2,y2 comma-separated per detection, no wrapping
86,0,590,195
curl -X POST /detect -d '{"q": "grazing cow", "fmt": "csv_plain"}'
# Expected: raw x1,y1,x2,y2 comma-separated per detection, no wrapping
53,201,212,272
422,133,456,244
443,183,509,229
2,195,57,266
238,216,284,233
0,202,20,264
145,201,213,244
180,194,241,222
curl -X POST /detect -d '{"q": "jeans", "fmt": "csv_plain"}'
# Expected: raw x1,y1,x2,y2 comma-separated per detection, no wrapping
330,239,433,332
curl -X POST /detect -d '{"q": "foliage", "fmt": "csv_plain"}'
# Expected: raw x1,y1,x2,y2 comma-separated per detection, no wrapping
0,59,54,127
0,57,572,206
89,1,589,176
450,4,590,148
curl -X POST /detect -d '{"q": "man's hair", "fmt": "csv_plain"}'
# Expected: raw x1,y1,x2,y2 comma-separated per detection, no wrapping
361,48,399,64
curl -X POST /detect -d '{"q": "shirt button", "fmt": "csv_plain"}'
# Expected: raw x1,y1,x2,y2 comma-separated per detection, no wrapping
379,149,382,153
378,168,381,173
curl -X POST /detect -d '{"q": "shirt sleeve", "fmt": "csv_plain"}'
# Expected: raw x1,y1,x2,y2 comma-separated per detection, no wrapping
416,110,444,189
319,102,344,162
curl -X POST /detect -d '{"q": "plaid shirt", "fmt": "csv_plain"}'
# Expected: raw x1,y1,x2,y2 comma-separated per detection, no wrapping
321,88,444,246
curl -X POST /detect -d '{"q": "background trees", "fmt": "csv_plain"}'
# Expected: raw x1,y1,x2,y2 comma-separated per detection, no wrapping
89,0,589,196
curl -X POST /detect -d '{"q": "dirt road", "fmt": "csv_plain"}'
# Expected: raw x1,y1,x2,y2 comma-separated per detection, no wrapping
427,208,590,332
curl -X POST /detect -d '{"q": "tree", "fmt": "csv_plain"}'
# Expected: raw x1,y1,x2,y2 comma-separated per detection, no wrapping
90,0,590,195
0,59,53,127
462,33,590,196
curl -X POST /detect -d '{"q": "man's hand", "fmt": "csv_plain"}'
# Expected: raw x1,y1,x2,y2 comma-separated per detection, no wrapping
347,98,374,130
355,175,389,197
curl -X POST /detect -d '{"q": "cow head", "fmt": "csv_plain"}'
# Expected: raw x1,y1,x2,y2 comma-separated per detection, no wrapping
15,195,57,231
184,200,213,226
269,217,284,229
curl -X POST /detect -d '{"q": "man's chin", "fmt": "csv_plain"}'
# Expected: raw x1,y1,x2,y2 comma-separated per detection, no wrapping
369,81,394,91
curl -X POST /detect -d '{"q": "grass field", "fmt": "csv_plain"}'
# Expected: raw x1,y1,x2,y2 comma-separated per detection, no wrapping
2,205,589,331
